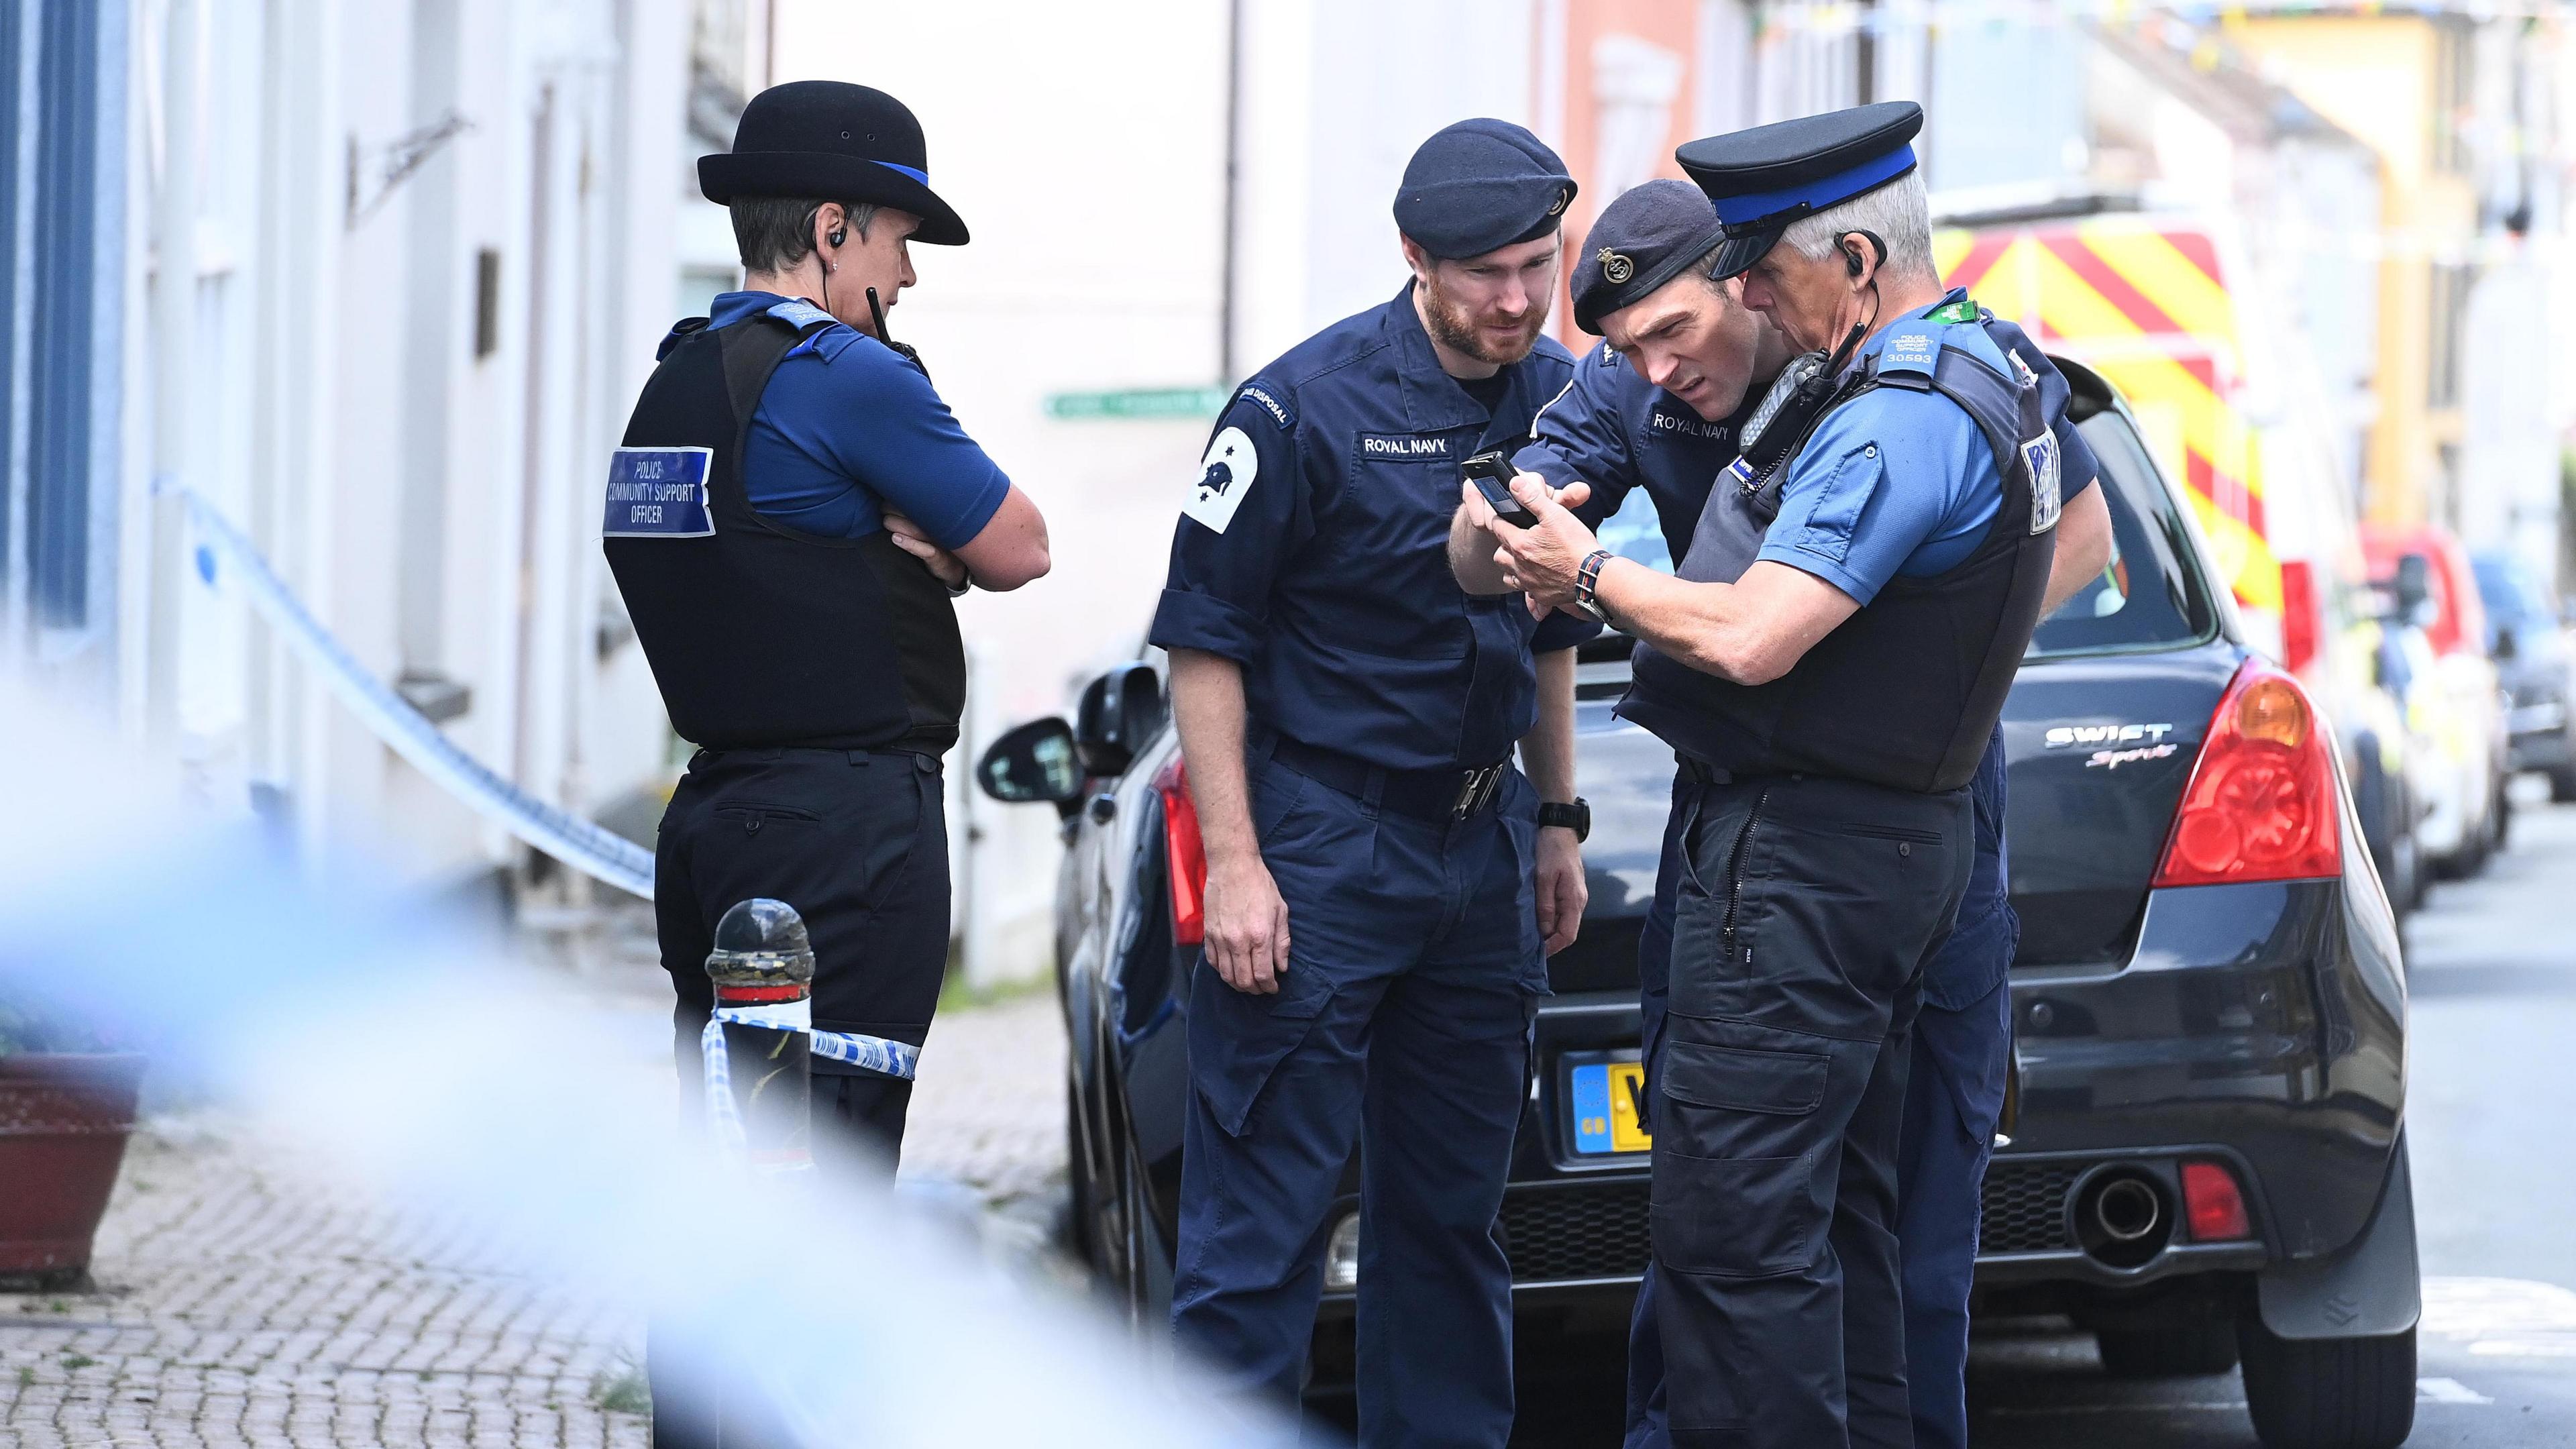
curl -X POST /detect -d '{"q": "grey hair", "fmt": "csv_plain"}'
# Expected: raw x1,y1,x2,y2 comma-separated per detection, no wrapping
730,198,879,274
1775,170,1935,283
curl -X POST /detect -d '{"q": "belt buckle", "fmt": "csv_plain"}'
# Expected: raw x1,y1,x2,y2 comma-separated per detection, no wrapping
1453,764,1503,818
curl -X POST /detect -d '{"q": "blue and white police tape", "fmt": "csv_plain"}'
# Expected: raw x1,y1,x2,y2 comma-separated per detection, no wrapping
168,479,657,899
700,1007,918,1163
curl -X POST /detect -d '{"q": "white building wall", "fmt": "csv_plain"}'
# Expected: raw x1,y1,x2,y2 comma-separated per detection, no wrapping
111,0,691,890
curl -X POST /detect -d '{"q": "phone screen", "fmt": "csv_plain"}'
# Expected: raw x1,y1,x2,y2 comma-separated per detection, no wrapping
1464,455,1538,527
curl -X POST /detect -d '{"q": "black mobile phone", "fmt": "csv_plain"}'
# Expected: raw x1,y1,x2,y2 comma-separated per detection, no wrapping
1462,450,1539,527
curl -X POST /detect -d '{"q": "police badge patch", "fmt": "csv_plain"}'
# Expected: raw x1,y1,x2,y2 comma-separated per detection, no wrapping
1186,426,1258,535
2023,428,2063,533
601,447,715,539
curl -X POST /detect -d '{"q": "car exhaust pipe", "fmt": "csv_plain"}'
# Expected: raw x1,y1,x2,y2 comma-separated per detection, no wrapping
2091,1175,2162,1243
2074,1167,2174,1269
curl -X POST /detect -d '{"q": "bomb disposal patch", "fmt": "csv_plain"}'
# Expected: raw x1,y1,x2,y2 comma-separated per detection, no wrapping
1187,426,1258,534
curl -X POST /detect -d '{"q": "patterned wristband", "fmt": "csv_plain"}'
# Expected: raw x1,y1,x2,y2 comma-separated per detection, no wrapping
1575,549,1611,606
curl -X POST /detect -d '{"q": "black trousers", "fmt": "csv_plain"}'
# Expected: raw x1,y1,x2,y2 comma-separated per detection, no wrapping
1652,773,1971,1449
647,745,951,1448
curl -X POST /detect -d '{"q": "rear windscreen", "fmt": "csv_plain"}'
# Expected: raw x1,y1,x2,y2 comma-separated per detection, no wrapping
2027,410,2222,659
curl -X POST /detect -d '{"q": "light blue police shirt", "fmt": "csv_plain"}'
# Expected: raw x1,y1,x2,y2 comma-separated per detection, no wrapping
1754,289,2013,606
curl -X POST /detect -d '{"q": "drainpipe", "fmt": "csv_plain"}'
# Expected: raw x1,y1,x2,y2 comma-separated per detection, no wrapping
144,0,199,745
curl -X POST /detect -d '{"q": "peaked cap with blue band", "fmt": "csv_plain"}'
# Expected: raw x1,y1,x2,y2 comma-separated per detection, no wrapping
1676,101,1923,279
699,80,968,246
1394,119,1577,260
1570,179,1729,334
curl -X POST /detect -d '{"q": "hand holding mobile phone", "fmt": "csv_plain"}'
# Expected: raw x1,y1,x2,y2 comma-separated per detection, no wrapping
1462,450,1540,528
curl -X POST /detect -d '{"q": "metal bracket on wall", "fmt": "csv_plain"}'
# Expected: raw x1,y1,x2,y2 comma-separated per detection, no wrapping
345,111,473,229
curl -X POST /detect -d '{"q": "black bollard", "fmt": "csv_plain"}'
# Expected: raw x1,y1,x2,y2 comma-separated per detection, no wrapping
703,898,814,1179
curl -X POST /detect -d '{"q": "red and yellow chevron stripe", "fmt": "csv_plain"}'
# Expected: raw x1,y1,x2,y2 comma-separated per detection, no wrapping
1937,218,2283,614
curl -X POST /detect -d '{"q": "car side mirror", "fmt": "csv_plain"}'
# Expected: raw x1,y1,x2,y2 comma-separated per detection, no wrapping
1073,662,1168,778
977,717,1083,805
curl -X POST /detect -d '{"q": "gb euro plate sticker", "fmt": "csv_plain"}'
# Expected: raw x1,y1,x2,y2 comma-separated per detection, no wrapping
2024,428,2063,533
1185,427,1256,535
602,447,714,539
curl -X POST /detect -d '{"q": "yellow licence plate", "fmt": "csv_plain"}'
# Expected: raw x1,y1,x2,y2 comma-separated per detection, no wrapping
1568,1058,1653,1155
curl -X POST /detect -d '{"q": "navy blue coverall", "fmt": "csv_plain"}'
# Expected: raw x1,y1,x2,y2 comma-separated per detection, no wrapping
1149,284,1590,1447
1515,324,2096,1449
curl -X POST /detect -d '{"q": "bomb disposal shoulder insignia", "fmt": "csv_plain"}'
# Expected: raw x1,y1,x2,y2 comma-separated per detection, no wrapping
1235,380,1295,433
1186,426,1258,535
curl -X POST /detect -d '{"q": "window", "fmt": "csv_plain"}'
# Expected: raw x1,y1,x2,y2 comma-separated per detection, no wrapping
2026,410,2222,660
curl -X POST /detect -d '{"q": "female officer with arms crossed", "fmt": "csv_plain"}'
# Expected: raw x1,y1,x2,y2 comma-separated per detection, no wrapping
604,79,1049,1169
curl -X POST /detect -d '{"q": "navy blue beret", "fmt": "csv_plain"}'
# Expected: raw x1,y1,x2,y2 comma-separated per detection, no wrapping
1570,180,1729,334
1676,101,1923,278
1394,119,1577,260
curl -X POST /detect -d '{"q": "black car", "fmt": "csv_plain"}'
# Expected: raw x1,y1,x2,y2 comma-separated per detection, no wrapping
2475,548,2576,801
979,360,2418,1449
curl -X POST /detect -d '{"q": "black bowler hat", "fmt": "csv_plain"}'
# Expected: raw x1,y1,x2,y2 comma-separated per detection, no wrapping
1570,180,1729,334
1394,119,1577,260
1676,101,1923,279
699,80,969,246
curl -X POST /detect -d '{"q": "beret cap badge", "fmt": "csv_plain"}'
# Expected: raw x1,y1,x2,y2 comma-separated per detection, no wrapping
1597,247,1635,284
1548,186,1570,216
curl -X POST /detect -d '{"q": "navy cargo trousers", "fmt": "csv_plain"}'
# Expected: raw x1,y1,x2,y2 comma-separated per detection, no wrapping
1173,751,1546,1448
1648,769,1970,1448
1626,733,2019,1449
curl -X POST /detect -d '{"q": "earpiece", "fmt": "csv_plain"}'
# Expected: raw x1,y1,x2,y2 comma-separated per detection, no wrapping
828,227,847,248
1843,229,1888,279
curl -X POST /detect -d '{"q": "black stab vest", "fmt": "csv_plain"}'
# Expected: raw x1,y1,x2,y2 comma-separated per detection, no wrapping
1619,339,2060,794
604,313,965,753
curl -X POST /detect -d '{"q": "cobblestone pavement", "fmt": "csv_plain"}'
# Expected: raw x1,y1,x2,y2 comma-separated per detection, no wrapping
0,941,1075,1448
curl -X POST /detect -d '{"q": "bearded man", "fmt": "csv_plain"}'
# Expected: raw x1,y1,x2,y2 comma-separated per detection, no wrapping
1149,118,1597,1446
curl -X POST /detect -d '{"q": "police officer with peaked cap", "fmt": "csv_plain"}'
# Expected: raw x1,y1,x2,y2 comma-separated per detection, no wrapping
1151,118,1595,1444
1477,102,2096,1448
1491,176,2112,1449
602,80,1051,1445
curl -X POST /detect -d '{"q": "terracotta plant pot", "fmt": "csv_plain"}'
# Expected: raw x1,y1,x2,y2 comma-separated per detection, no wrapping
0,1053,146,1287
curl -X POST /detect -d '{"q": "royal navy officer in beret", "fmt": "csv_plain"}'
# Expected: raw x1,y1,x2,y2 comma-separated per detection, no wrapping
1473,102,2098,1448
1150,118,1596,1444
1472,177,2111,1449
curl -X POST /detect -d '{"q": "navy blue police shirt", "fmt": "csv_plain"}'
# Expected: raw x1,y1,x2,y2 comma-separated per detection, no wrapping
665,291,1012,548
1149,284,1579,773
1515,338,1761,567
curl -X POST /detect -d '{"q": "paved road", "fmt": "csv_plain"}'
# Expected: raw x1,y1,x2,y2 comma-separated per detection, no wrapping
1502,784,2576,1447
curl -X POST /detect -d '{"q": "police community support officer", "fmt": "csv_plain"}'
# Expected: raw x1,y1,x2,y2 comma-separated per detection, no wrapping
604,79,1051,1169
1510,178,2112,1449
1482,102,2079,1448
1150,120,1595,1445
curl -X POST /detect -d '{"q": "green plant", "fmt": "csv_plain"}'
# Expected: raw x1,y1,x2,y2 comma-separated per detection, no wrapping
590,1356,651,1417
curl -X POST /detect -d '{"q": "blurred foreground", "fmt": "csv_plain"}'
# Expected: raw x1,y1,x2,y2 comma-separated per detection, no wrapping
0,692,1265,1449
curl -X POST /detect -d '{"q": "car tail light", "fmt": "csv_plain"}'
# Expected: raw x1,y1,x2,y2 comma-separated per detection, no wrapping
1154,757,1208,947
2278,559,2319,677
2151,660,2342,888
2180,1160,2252,1241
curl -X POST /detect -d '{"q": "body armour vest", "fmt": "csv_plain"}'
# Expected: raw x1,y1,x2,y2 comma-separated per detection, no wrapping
603,310,965,753
1619,318,2062,794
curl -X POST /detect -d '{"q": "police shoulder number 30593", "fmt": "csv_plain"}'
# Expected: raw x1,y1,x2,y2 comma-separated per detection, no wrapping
602,446,715,539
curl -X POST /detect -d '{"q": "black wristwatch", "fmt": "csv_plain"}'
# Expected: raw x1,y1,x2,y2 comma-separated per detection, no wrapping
1538,798,1591,842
